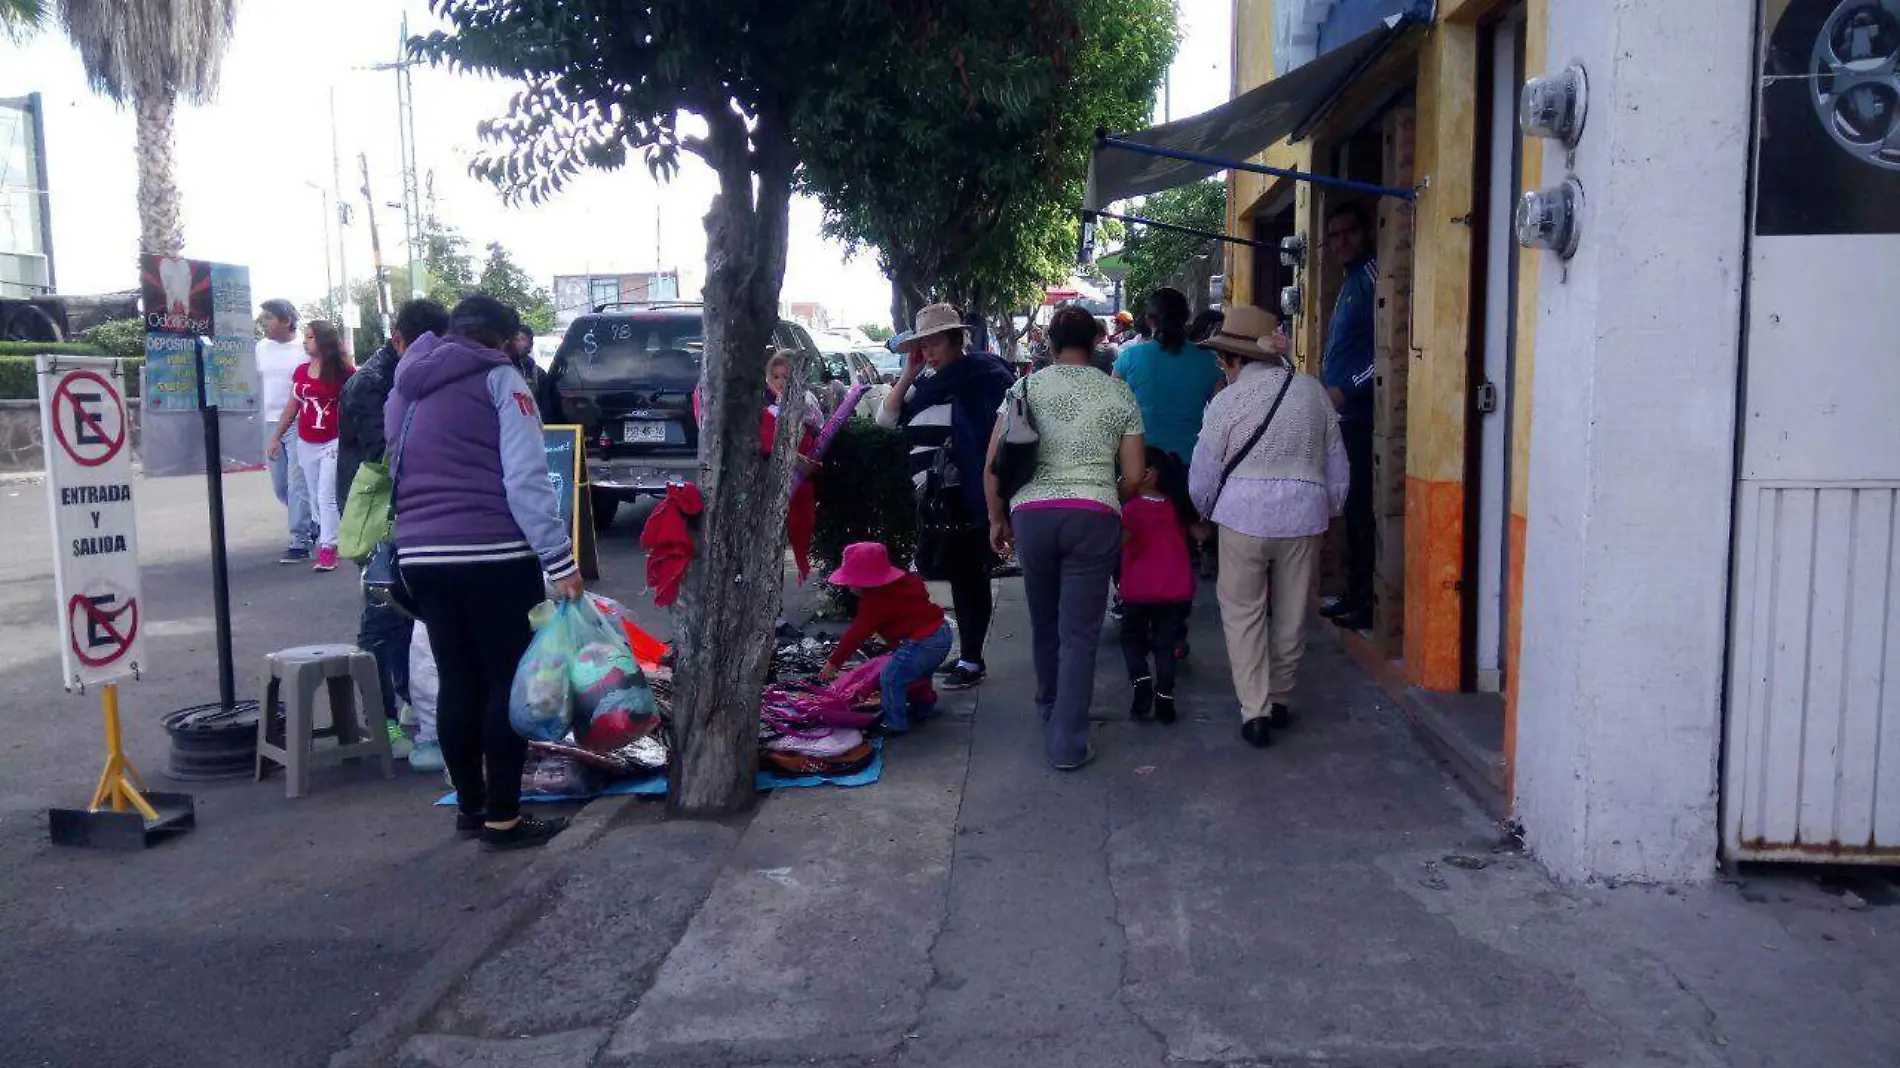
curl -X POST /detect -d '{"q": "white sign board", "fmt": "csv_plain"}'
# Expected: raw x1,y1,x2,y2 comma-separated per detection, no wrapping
38,356,143,690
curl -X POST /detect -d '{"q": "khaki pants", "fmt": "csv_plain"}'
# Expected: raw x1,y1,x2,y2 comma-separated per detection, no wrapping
1216,528,1320,721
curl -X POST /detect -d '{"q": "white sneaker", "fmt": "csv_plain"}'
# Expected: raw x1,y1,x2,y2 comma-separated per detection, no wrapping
398,701,417,728
409,739,444,772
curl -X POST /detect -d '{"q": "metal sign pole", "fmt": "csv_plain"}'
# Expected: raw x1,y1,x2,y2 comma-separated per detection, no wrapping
192,337,237,711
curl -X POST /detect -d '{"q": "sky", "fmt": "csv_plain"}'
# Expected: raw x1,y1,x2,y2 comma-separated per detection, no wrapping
1,0,1230,331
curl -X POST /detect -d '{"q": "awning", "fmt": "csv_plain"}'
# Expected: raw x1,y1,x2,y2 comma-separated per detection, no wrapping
1083,8,1428,210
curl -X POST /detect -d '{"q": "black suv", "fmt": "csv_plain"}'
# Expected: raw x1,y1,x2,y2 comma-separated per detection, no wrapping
546,302,826,528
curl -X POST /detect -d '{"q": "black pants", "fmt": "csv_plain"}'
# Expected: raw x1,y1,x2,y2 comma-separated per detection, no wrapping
404,557,544,822
1341,418,1375,609
1120,602,1191,695
942,528,994,665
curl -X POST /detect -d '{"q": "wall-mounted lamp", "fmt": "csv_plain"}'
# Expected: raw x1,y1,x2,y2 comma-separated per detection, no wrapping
1516,177,1584,259
1520,64,1589,147
1279,234,1307,269
1280,284,1303,319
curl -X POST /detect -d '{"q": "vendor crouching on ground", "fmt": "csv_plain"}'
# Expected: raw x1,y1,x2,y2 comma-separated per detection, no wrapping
818,542,953,734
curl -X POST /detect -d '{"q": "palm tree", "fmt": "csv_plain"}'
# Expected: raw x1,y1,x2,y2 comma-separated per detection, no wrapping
0,0,45,40
55,0,237,256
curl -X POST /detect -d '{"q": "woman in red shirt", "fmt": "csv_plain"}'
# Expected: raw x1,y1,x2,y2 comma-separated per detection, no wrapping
818,542,953,733
268,320,354,571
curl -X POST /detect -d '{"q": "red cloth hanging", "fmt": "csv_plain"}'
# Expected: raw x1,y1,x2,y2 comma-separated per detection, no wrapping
640,481,703,607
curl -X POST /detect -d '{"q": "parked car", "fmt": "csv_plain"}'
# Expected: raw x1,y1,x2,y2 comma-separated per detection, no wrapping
860,347,904,383
545,303,827,529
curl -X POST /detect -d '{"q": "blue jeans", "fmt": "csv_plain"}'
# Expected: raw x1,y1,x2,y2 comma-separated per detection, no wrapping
358,593,414,723
881,622,953,732
269,426,317,549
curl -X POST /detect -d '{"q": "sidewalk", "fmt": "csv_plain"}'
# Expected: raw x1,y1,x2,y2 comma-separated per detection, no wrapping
376,578,1900,1068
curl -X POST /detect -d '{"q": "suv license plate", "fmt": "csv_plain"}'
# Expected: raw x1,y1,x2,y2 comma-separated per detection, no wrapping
623,420,668,444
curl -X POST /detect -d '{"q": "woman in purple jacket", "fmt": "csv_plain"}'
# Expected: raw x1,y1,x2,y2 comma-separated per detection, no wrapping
386,295,582,851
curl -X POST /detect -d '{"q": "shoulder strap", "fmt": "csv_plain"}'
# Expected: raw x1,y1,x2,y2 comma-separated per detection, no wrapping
386,402,418,520
1212,369,1294,510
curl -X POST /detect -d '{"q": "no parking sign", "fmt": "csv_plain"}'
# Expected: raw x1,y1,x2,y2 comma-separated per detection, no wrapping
38,356,143,689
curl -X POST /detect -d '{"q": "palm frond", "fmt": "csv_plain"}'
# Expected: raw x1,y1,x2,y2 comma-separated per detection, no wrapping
55,0,237,104
0,0,46,42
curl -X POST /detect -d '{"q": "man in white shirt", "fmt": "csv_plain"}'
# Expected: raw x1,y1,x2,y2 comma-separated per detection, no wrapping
256,299,316,562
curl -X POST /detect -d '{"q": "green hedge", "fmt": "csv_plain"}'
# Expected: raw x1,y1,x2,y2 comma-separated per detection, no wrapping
0,351,144,401
811,417,918,572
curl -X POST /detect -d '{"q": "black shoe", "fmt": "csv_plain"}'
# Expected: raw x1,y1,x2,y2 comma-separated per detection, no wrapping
1241,718,1273,748
1154,693,1177,725
1129,677,1153,719
455,811,486,839
1267,703,1291,730
278,545,313,565
941,663,986,690
479,813,569,851
1333,608,1373,632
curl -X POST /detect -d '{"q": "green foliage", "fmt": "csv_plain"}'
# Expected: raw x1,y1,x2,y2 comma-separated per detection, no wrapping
796,0,1177,318
811,418,916,572
0,350,145,400
0,0,44,41
80,318,146,362
477,241,556,334
1122,180,1227,313
857,323,893,344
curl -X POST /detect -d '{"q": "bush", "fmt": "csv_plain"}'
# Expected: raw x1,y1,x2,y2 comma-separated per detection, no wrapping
81,319,147,362
0,350,144,400
811,417,917,573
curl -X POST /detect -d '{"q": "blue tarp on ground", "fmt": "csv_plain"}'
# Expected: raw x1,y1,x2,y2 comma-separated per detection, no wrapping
434,739,885,805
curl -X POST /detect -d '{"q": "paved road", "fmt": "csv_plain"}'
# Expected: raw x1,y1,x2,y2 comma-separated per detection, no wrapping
0,471,685,1068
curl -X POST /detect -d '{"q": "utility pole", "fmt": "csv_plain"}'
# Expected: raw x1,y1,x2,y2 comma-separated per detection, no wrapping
303,181,335,312
359,153,393,341
329,89,354,353
362,18,426,299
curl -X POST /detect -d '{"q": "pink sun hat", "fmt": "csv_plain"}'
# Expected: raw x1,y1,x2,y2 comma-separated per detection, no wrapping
828,542,907,588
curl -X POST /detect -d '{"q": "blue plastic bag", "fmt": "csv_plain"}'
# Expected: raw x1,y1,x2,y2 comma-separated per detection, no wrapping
509,598,659,749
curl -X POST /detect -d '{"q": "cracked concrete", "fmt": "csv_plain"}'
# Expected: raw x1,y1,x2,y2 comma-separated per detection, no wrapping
376,582,1900,1068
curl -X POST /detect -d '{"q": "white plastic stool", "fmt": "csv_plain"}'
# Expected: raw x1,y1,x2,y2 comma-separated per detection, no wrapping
254,644,393,798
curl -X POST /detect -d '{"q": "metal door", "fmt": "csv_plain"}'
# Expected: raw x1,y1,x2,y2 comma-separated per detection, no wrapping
1723,0,1900,862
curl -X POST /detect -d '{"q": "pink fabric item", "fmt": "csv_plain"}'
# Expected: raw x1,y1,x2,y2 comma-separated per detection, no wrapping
765,726,865,757
1120,495,1194,604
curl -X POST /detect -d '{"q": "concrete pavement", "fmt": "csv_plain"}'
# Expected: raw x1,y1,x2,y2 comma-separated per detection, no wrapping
3,474,1898,1067
387,582,1900,1068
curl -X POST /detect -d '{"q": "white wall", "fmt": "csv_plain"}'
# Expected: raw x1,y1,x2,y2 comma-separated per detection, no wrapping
1512,0,1754,882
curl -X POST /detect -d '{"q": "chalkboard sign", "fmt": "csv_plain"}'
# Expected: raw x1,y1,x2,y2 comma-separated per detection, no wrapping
543,424,599,581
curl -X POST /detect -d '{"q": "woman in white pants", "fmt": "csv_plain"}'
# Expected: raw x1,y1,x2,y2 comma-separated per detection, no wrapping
267,321,355,572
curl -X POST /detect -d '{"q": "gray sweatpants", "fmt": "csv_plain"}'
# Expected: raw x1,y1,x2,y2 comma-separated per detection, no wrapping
1013,507,1121,767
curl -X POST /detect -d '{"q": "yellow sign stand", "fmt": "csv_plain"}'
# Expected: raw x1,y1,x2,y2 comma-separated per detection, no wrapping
86,684,159,821
49,683,195,850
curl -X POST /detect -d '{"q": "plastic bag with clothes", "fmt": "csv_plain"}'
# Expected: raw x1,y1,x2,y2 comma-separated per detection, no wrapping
409,622,439,744
509,597,660,751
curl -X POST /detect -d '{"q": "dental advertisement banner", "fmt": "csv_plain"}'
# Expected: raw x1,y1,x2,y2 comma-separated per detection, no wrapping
139,255,260,413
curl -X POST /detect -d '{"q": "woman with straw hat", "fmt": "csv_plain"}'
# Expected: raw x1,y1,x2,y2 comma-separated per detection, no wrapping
876,303,1016,690
1188,306,1350,749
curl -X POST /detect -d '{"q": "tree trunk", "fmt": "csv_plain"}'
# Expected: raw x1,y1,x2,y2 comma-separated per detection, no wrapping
668,110,799,816
133,92,184,257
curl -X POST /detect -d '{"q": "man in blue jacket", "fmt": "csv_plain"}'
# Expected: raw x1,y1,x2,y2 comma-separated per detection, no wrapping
1321,201,1378,631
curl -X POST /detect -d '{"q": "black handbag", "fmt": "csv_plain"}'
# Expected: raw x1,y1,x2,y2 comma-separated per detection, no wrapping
990,380,1039,502
364,403,417,615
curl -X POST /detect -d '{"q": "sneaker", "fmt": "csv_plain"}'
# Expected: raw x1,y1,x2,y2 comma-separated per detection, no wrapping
385,720,413,760
940,662,986,690
279,545,312,564
398,702,417,728
1320,597,1364,620
409,739,445,772
454,811,486,839
1333,607,1373,632
480,813,569,851
314,545,339,572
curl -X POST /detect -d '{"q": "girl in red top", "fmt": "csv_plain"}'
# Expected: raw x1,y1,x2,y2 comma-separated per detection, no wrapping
818,542,953,734
268,320,354,572
1119,448,1197,723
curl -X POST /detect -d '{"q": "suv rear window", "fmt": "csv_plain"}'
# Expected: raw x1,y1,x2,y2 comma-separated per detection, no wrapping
557,314,703,389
